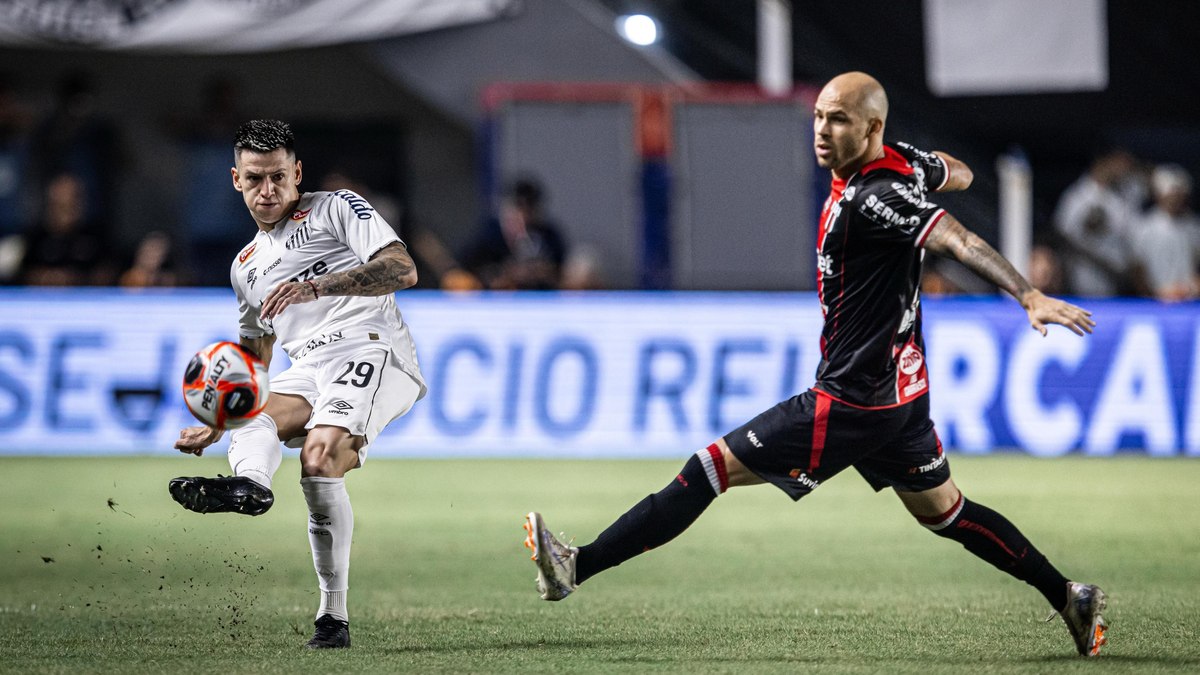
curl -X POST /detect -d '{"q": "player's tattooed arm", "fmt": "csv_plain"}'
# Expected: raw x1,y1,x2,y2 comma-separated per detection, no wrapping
314,242,418,297
260,243,417,320
925,213,1095,336
933,151,973,192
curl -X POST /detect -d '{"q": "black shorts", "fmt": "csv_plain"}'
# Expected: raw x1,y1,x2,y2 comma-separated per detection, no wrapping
724,389,950,501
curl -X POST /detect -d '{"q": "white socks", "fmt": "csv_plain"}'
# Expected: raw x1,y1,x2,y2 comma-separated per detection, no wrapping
227,413,282,489
301,476,353,622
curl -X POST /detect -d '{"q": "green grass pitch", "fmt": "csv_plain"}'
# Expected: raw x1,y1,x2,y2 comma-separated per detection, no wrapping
1,455,1198,673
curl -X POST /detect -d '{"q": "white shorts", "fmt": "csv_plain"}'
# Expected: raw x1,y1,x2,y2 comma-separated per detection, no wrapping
271,345,421,464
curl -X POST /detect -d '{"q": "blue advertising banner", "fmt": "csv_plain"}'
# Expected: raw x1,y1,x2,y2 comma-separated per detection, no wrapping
0,289,1196,457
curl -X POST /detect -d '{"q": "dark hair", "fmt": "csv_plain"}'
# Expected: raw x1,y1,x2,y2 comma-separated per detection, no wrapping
509,178,543,210
233,119,295,155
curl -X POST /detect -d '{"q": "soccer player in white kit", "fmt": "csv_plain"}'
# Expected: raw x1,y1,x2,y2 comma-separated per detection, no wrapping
168,120,426,649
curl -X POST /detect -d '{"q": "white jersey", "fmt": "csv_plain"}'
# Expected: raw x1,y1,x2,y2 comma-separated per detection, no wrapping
230,189,425,395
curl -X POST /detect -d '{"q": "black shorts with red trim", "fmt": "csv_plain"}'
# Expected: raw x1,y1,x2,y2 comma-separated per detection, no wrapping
723,389,950,501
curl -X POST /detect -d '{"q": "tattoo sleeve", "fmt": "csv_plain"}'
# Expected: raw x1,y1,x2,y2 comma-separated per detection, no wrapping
923,213,1034,302
314,242,418,297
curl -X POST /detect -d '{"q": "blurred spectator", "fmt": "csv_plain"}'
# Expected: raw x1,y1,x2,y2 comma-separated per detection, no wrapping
320,167,403,229
561,243,609,291
0,71,32,241
27,71,123,235
18,172,113,286
1130,164,1200,302
448,177,568,290
1053,148,1143,296
167,75,251,286
119,230,180,288
1027,241,1066,297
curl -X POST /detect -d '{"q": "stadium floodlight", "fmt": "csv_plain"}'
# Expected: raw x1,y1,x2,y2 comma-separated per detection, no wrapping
617,14,659,46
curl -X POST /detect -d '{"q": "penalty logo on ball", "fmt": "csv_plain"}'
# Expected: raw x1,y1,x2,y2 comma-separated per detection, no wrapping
182,341,270,429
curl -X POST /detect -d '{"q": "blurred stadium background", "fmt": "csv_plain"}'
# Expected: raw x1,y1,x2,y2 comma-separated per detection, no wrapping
1,1,1198,670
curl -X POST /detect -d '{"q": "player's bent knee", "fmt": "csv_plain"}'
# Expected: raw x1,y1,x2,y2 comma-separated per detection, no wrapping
717,438,765,488
300,427,362,478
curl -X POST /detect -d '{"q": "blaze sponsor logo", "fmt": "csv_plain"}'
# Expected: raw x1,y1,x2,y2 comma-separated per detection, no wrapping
746,429,764,448
907,454,946,475
291,207,312,221
788,469,820,491
238,243,257,264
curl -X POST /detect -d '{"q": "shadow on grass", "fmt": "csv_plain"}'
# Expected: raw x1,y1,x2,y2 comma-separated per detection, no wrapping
1021,653,1200,667
381,636,640,654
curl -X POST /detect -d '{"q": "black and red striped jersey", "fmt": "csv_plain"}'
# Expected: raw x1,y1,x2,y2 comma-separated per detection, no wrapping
813,142,949,408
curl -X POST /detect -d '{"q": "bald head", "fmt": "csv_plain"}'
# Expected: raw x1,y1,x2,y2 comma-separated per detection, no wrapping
812,72,889,178
820,71,888,125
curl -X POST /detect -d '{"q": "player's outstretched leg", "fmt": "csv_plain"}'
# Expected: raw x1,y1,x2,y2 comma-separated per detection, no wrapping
523,511,578,600
912,488,1108,656
169,413,282,516
1060,581,1108,657
523,445,726,600
168,475,274,515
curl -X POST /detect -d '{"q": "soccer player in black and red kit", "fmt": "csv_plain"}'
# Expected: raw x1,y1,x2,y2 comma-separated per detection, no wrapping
523,72,1108,657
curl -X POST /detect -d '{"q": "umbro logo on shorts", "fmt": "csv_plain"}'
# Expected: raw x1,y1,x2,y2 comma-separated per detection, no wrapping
330,400,354,411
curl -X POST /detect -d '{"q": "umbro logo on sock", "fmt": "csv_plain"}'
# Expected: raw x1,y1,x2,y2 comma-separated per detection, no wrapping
310,512,330,522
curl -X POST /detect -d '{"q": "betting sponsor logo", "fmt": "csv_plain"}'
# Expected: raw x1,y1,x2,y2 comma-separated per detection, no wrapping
898,344,924,376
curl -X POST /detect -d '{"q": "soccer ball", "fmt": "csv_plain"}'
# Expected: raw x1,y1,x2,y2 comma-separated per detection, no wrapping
182,341,270,429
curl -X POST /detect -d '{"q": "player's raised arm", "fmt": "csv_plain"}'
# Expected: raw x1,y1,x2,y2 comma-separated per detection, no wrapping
923,213,1096,336
260,242,417,320
933,151,973,192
